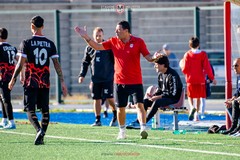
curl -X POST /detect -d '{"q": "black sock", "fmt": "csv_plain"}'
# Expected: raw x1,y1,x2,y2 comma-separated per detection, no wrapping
41,112,49,133
27,111,41,132
5,102,14,120
113,110,117,119
0,97,7,118
96,115,101,122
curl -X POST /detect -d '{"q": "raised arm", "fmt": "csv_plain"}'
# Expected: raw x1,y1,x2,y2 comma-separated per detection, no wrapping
74,26,105,50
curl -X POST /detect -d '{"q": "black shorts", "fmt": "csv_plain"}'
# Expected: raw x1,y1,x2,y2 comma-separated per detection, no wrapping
114,84,144,108
91,81,113,99
0,81,11,104
24,88,49,112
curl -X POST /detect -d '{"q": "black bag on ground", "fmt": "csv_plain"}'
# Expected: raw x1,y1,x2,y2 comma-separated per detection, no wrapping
207,125,226,134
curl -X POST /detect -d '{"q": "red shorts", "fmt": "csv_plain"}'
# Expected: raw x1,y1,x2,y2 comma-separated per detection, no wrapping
187,83,206,98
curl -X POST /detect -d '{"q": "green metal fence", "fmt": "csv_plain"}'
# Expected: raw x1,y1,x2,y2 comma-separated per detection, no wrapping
0,5,225,102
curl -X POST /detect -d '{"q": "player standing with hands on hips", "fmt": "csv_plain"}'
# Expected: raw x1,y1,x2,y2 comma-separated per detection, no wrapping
8,15,68,145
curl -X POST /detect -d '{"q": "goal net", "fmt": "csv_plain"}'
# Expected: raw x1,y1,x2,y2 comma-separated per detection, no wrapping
231,2,240,59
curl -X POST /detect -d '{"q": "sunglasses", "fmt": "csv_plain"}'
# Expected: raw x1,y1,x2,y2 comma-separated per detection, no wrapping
232,64,239,68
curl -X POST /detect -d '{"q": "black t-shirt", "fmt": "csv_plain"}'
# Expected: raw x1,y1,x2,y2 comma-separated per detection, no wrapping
79,45,114,83
18,35,58,88
156,67,183,100
0,42,17,83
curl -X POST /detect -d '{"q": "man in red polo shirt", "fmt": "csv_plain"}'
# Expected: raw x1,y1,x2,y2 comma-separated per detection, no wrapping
74,21,156,139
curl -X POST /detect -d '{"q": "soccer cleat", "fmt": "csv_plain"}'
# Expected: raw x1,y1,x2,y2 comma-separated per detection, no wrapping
229,125,240,135
188,108,196,121
117,131,126,140
103,111,108,118
109,118,118,127
126,121,140,129
221,128,235,135
231,131,240,137
140,130,148,139
0,121,8,128
91,121,102,127
34,129,45,145
221,124,237,135
3,123,16,129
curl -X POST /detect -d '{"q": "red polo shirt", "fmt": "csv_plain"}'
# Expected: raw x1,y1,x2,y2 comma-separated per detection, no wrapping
102,35,150,84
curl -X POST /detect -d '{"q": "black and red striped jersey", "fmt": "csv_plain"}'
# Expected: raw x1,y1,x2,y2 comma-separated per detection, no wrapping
17,35,59,88
0,42,17,82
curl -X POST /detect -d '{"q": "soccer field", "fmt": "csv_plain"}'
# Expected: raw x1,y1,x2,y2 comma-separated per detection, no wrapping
0,121,239,160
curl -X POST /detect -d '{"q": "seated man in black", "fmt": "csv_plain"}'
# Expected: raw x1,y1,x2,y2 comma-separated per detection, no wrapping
221,58,240,136
127,54,183,128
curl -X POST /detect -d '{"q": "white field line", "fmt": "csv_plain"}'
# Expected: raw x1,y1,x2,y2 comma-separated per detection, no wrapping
89,132,236,147
1,130,240,157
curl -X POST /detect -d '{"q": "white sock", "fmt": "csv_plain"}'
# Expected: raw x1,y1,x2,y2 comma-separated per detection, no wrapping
140,123,146,131
194,112,199,120
189,99,195,110
193,98,197,109
194,111,198,117
9,120,15,125
200,98,206,115
119,125,126,132
1,118,7,123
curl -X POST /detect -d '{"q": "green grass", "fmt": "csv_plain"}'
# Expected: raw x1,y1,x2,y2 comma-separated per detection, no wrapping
0,121,239,160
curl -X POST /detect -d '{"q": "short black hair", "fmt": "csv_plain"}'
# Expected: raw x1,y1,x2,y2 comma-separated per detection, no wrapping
0,28,8,39
118,20,131,33
189,36,199,49
31,15,44,28
154,54,169,68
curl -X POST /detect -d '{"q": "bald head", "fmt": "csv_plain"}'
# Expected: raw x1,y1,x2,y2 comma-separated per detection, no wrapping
232,58,240,74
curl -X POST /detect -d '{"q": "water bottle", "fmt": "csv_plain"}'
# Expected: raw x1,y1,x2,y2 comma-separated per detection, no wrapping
152,117,156,129
173,130,180,135
181,130,186,134
155,112,160,128
173,130,186,135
